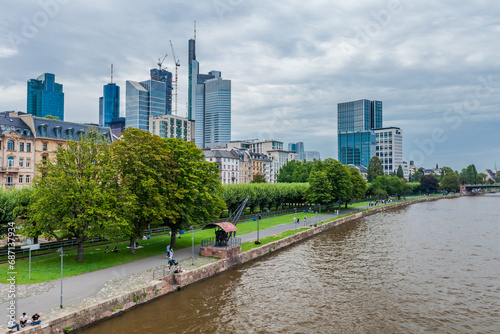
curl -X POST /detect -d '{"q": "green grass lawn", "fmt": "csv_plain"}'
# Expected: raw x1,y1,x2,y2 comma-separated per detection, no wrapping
0,212,322,284
241,228,308,251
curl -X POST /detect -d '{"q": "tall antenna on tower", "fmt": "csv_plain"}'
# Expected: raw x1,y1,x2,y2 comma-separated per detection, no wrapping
194,20,196,41
110,64,113,84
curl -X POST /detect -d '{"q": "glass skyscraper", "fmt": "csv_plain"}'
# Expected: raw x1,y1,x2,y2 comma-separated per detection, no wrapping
204,74,231,148
27,73,64,120
150,68,173,115
188,38,231,149
126,80,166,131
338,99,382,166
288,142,305,160
99,83,120,127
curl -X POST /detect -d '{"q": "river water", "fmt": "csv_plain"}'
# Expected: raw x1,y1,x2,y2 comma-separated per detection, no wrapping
81,195,500,333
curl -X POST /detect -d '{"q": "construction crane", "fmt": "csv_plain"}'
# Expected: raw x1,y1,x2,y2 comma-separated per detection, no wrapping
228,196,250,226
169,40,180,116
157,53,168,70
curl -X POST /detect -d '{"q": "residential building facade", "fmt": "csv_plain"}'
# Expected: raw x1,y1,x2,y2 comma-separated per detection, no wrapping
149,114,194,142
0,115,36,188
27,73,64,120
0,112,112,189
202,149,239,184
249,151,273,183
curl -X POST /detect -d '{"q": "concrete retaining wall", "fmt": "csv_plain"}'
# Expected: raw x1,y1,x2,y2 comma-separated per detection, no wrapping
19,195,461,333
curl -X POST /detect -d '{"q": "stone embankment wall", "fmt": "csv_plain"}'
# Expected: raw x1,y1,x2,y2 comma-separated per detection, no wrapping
19,195,461,333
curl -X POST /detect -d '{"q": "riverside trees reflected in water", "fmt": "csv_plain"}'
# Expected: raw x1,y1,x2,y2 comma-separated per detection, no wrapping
81,195,500,334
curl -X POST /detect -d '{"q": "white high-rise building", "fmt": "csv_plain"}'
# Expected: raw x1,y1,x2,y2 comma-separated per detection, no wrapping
374,127,403,176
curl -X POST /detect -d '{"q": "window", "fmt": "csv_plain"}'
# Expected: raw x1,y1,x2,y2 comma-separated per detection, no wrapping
19,175,23,184
55,127,62,139
26,143,31,152
67,129,74,140
7,157,14,167
19,158,24,167
7,140,14,151
43,143,47,151
26,175,30,184
6,176,13,187
40,126,47,137
26,160,31,168
20,142,24,151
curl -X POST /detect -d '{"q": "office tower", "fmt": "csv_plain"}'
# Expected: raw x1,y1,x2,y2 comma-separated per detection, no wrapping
27,73,64,120
150,68,173,115
188,38,231,149
288,142,305,160
204,72,231,148
126,80,166,131
99,83,120,127
374,127,403,175
149,114,194,142
337,99,382,166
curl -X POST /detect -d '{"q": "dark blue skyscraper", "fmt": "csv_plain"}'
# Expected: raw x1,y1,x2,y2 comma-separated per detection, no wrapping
27,73,64,120
337,99,382,166
150,68,173,115
99,83,120,127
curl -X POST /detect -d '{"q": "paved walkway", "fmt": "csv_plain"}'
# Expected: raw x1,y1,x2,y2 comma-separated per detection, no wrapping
1,201,401,327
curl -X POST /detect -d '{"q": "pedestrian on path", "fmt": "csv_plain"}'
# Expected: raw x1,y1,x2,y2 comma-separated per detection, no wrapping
293,216,296,223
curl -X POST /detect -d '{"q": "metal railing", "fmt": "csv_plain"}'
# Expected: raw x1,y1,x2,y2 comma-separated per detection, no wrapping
201,237,241,248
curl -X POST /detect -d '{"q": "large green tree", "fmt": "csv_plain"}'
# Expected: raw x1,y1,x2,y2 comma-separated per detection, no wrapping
112,128,176,253
0,188,25,237
366,156,384,182
345,166,367,205
161,138,226,247
25,129,132,261
419,174,440,193
396,165,404,179
441,171,460,192
304,170,333,205
277,160,315,183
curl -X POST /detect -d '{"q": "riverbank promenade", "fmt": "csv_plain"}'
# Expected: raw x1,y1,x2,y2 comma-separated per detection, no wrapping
0,198,420,329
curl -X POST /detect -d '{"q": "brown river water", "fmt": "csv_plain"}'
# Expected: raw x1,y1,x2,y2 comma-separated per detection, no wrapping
80,195,500,333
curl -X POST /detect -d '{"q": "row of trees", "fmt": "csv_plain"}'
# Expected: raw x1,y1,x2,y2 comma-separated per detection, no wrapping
223,183,308,215
17,128,225,261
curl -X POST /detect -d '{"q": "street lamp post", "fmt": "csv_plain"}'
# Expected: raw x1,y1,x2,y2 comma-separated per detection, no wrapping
255,214,261,244
60,247,63,308
337,200,341,215
190,226,194,265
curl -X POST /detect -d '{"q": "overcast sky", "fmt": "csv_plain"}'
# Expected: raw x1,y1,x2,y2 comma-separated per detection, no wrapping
1,0,499,172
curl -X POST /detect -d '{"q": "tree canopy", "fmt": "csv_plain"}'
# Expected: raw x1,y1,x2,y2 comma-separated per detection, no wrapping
419,174,440,193
112,128,177,253
24,129,132,261
161,138,226,246
396,165,404,179
366,156,384,182
277,160,315,183
440,170,460,192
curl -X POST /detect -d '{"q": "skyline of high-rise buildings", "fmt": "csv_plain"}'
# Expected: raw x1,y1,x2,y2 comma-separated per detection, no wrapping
188,38,231,149
27,73,64,121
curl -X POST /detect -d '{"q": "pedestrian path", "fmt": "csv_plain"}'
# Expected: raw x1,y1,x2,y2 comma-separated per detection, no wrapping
1,200,410,326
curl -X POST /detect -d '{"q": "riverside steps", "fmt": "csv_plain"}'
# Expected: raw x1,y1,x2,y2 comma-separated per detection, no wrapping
2,194,464,333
